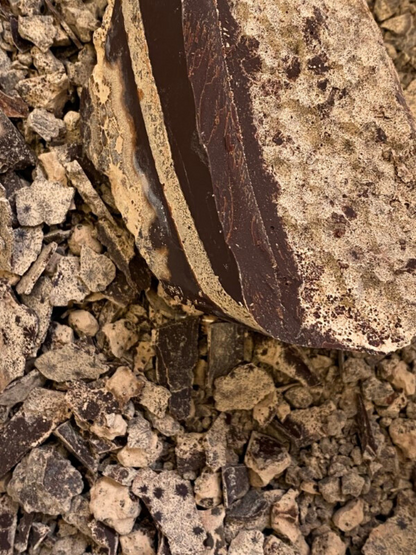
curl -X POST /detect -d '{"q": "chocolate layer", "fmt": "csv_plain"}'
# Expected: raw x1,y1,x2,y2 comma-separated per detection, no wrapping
181,0,302,342
139,0,244,304
104,0,204,307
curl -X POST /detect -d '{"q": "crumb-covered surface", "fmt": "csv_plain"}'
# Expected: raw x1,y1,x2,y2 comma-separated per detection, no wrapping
0,1,416,554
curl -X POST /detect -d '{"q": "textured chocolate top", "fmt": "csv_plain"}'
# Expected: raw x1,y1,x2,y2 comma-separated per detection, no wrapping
83,0,416,352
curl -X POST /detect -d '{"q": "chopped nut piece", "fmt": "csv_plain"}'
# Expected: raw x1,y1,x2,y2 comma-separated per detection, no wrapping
80,245,116,292
35,343,109,382
16,179,74,226
102,319,139,359
117,414,162,468
245,432,291,487
68,309,99,337
90,477,140,536
312,531,346,555
389,418,416,459
194,472,222,509
0,388,69,477
333,499,365,532
17,15,56,52
214,364,275,412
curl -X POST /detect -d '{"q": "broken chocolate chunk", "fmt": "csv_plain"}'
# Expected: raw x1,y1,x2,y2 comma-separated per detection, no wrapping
226,489,269,523
7,446,83,515
54,421,98,473
96,219,150,293
0,495,18,555
254,339,319,387
0,388,69,477
0,91,29,119
0,110,35,173
35,343,109,382
356,393,377,458
0,370,45,407
88,520,119,555
13,511,34,553
244,432,291,487
28,522,51,552
222,465,250,507
175,433,206,479
102,464,138,487
0,282,38,393
132,469,206,555
154,317,199,420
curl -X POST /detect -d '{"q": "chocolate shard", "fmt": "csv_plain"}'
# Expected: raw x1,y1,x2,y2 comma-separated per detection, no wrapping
28,522,51,551
154,317,199,420
226,490,269,523
88,520,119,555
0,282,38,393
54,421,98,473
0,370,45,407
0,110,35,173
0,91,29,119
102,464,138,487
0,495,18,555
13,512,33,554
221,465,250,507
132,469,206,555
244,431,292,487
84,0,416,353
7,446,84,515
96,220,151,294
66,381,121,432
0,388,69,477
206,322,246,387
254,338,319,387
356,393,378,458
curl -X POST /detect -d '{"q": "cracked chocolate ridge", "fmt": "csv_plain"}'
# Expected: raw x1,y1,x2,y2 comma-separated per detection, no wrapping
182,0,304,343
139,0,244,305
103,0,259,325
105,0,208,308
